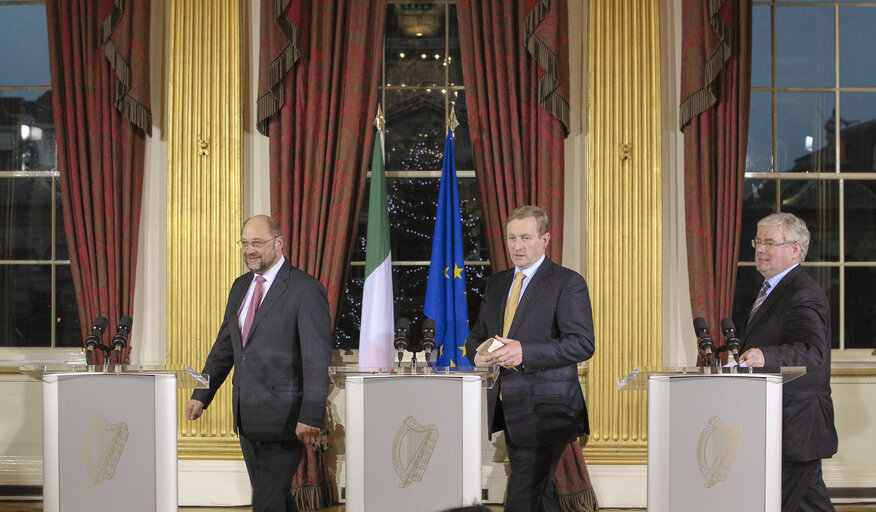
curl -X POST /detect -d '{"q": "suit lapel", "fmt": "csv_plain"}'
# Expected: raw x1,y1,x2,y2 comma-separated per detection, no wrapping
506,258,554,338
745,266,801,333
244,260,291,345
228,275,251,348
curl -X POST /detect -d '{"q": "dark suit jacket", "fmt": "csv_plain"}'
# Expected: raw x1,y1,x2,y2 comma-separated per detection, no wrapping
465,257,595,448
192,259,332,442
740,265,838,462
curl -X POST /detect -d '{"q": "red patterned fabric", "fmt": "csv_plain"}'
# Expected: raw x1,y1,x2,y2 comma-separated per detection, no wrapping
257,1,385,507
46,0,151,363
681,0,752,356
553,441,599,512
259,0,386,323
458,0,569,271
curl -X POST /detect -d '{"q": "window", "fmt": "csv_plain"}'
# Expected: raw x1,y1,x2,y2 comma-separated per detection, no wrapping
0,0,80,348
333,1,490,349
736,0,876,351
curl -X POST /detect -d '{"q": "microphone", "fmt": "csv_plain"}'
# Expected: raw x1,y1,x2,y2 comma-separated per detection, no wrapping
421,318,436,363
693,317,715,366
394,317,409,366
721,318,742,363
84,316,109,363
112,316,133,353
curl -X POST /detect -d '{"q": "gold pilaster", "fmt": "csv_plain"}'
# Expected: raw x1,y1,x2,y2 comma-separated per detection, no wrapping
167,0,244,458
584,0,663,464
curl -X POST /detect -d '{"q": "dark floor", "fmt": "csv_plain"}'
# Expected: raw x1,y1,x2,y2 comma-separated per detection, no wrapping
1,503,875,511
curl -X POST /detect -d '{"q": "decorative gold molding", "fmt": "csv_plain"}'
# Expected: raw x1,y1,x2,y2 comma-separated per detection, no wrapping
584,0,663,466
167,0,243,459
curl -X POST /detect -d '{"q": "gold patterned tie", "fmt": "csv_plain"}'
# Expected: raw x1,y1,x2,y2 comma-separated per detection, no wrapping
502,272,526,337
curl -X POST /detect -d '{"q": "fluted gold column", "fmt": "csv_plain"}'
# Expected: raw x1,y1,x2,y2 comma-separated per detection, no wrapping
584,0,662,464
167,0,244,459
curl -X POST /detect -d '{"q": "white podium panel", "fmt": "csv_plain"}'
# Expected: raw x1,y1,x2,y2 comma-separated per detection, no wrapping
42,373,178,512
647,374,783,512
345,374,483,512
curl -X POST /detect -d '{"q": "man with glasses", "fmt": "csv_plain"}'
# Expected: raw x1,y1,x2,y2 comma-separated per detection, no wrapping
738,212,838,512
185,215,332,512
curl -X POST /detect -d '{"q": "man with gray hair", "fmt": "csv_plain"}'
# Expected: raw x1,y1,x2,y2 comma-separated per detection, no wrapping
739,212,838,511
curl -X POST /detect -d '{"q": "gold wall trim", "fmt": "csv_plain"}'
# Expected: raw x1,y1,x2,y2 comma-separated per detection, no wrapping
584,0,663,465
167,0,243,458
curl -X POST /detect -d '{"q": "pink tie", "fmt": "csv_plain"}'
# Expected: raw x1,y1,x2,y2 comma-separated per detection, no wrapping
242,275,266,345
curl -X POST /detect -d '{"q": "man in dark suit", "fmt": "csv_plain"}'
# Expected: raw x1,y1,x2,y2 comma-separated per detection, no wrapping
466,205,595,512
738,212,838,512
186,215,332,512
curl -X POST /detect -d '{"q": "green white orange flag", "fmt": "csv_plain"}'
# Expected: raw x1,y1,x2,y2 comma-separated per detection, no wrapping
358,106,395,369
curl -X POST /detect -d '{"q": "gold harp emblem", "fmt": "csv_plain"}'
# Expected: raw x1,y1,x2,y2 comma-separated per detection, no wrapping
696,415,743,488
82,414,130,486
391,415,439,488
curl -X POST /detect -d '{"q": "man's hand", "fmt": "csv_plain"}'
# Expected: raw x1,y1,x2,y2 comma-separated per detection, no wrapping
738,348,765,367
296,422,321,445
478,335,523,369
186,399,205,420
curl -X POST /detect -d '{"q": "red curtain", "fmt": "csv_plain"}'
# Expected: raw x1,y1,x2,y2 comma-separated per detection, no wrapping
257,0,386,506
46,0,151,364
258,0,386,323
459,2,596,510
681,0,752,354
458,0,569,271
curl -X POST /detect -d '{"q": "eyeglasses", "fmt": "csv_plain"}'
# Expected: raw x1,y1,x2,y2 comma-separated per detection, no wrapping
237,236,278,249
751,239,796,249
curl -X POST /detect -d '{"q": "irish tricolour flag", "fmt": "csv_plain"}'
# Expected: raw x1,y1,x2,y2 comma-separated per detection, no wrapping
358,109,395,369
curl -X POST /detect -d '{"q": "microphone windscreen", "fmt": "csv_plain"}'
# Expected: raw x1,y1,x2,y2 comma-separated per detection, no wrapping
693,317,709,334
422,318,435,331
396,317,410,330
720,317,736,334
119,315,133,330
93,316,109,333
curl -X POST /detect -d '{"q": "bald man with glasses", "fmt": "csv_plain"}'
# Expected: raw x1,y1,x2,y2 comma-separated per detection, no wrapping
738,212,838,512
186,215,332,512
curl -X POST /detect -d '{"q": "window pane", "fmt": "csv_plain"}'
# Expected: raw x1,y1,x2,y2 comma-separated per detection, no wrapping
351,177,489,262
0,4,51,86
0,177,54,260
805,266,840,349
56,263,81,348
780,180,839,262
751,5,771,88
838,92,876,173
448,5,463,86
0,90,56,171
0,263,52,347
55,177,68,260
385,4,447,88
740,179,777,257
746,91,773,173
776,92,834,172
451,89,473,170
844,180,876,262
384,88,447,172
839,7,876,87
333,263,488,350
845,267,876,349
775,6,834,88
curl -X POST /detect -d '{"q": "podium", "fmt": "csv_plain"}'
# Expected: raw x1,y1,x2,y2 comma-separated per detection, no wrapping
330,364,498,512
619,366,805,512
25,364,208,512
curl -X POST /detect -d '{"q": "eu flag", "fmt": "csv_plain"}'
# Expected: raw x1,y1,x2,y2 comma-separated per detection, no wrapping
424,130,471,369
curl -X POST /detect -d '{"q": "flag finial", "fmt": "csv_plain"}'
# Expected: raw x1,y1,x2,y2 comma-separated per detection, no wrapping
374,104,385,130
448,104,459,133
